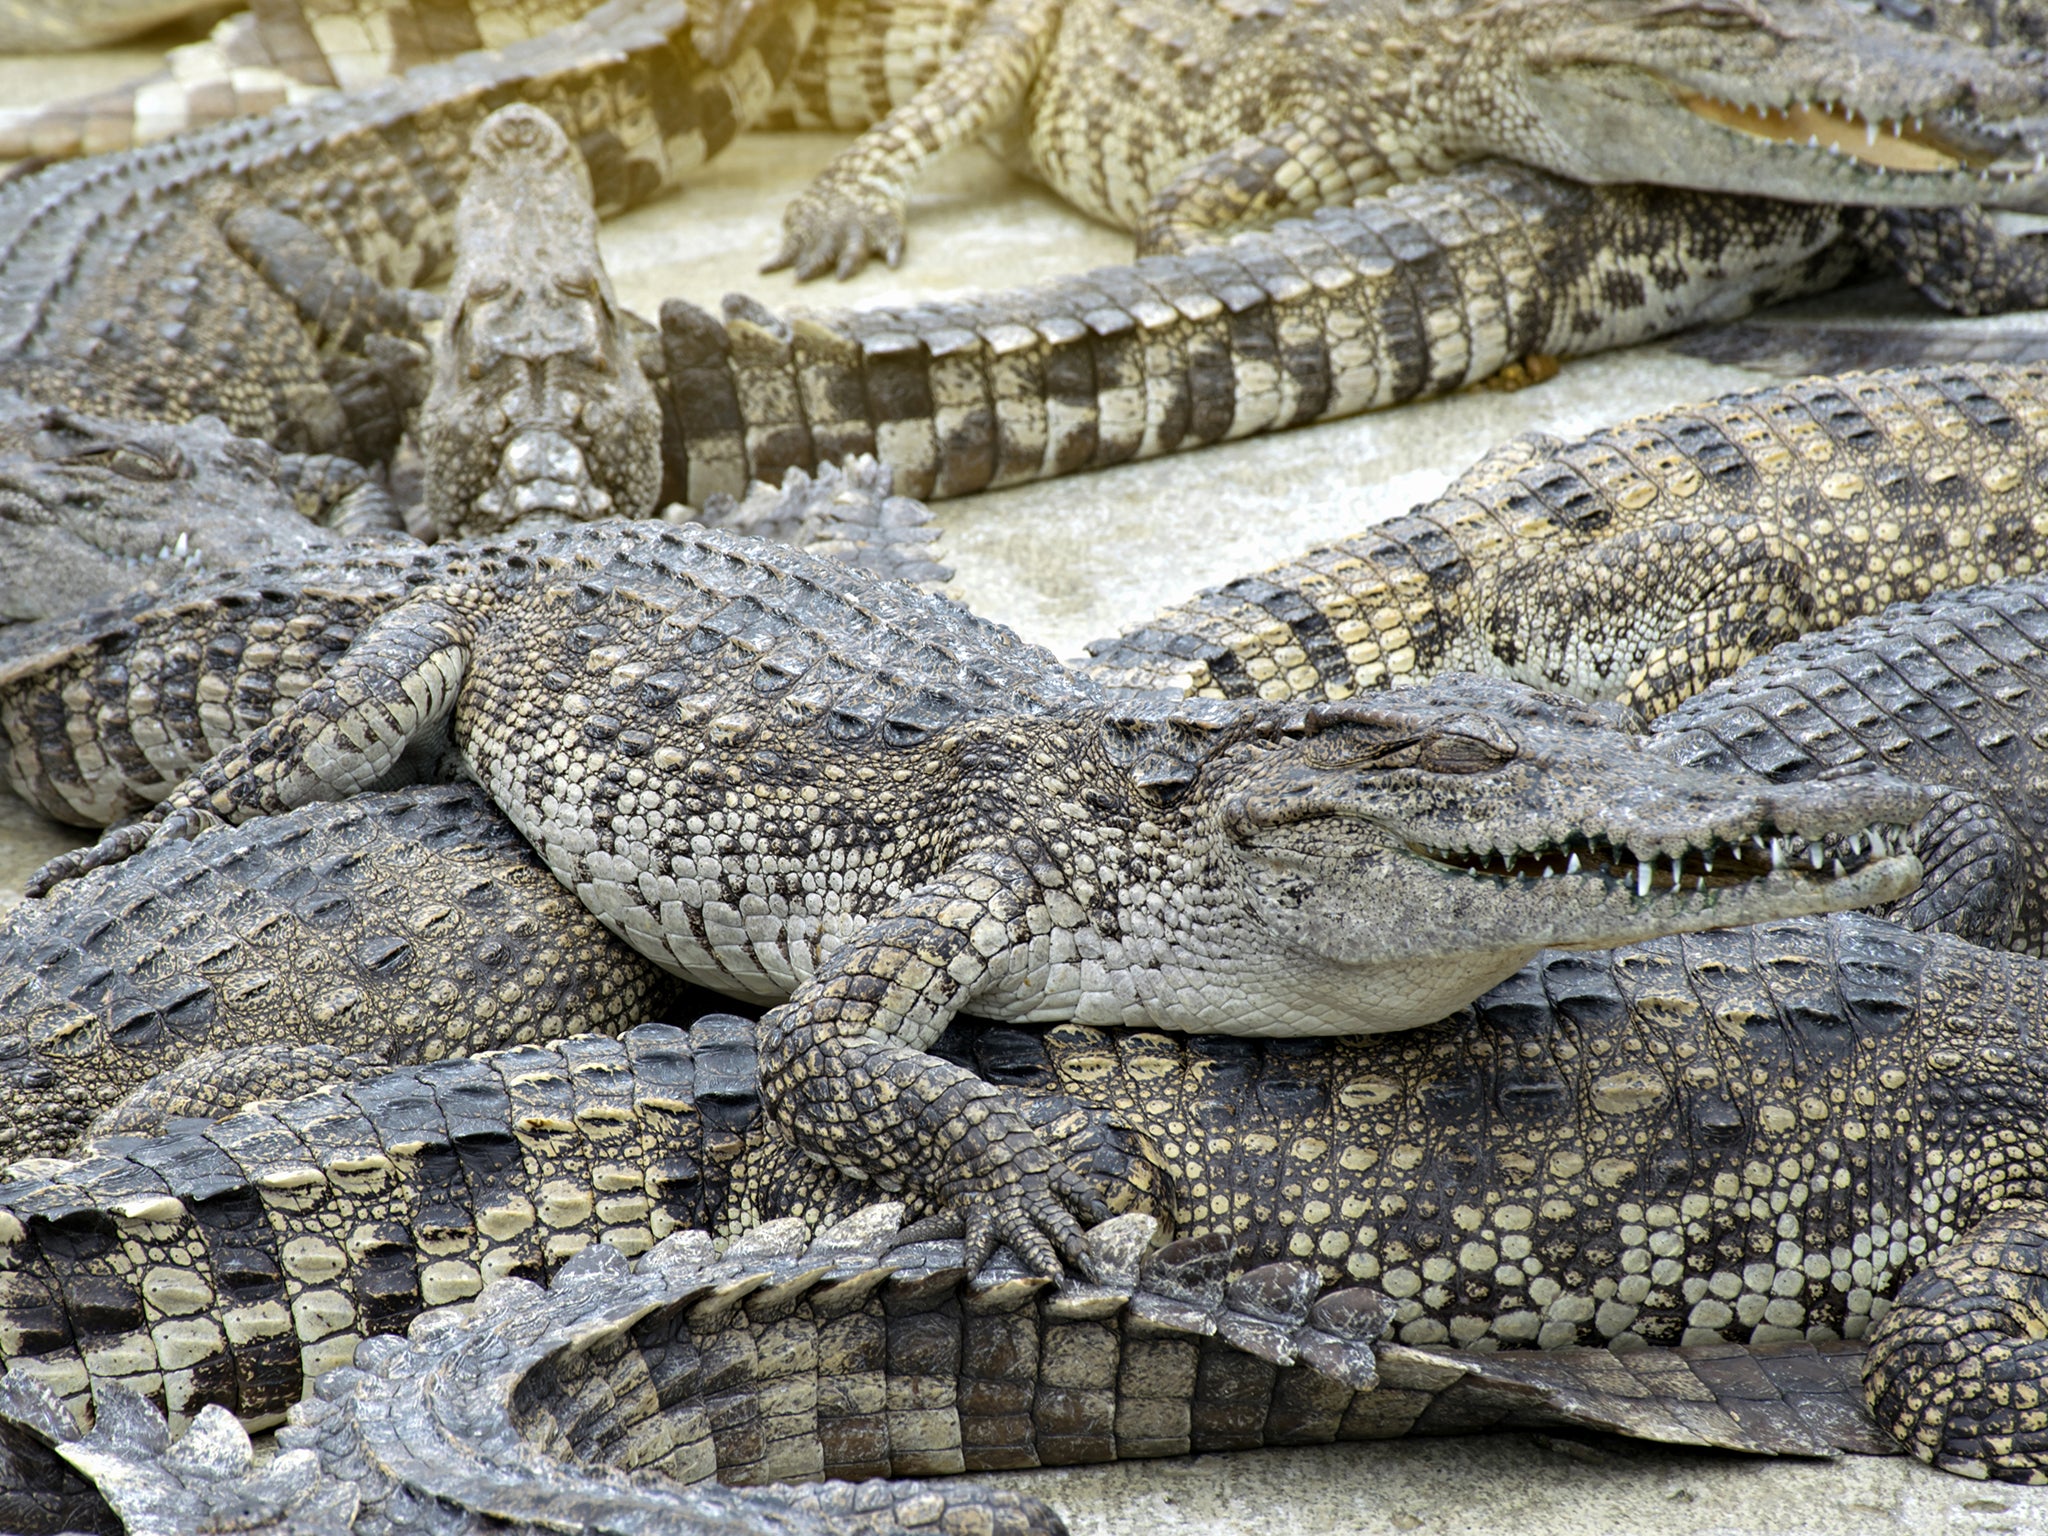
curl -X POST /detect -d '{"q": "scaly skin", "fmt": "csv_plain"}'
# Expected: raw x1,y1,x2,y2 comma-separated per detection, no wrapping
0,401,398,625
0,0,813,462
417,105,664,539
0,913,2040,1477
1084,363,2048,716
0,1206,1891,1536
0,461,943,829
0,784,682,1162
657,176,2048,506
15,522,1927,1279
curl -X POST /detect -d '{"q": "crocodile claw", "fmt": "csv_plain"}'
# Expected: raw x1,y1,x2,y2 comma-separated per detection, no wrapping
765,176,908,281
938,1113,1107,1282
25,805,216,896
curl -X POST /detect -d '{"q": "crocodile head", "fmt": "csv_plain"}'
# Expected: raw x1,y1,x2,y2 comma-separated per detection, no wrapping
1468,0,2048,208
1118,674,1928,1034
0,403,344,623
419,105,661,539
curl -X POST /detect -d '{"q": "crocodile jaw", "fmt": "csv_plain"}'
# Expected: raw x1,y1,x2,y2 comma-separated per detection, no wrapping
1516,66,2048,209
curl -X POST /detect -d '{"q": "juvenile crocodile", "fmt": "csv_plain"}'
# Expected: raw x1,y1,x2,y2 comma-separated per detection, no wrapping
0,401,402,625
14,520,1929,1278
0,910,2040,1477
21,560,2048,1169
0,785,685,1162
0,1208,1894,1536
1083,362,2048,715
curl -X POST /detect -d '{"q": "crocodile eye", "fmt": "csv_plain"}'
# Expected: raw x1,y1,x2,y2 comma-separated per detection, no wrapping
60,440,183,481
1416,729,1515,775
220,436,279,478
555,270,600,300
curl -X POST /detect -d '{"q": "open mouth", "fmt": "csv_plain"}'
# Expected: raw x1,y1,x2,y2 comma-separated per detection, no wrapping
1675,92,2000,174
1410,824,1910,899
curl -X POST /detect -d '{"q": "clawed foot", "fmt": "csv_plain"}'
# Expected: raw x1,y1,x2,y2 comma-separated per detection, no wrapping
939,1137,1113,1282
24,805,216,896
764,176,908,281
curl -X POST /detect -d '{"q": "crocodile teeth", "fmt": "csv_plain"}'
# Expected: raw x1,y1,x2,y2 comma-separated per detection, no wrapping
1675,91,1985,173
1636,860,1653,899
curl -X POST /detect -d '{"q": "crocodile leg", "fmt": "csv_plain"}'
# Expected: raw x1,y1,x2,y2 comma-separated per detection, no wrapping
1134,119,1397,256
1886,788,2025,950
1464,517,1817,713
758,848,1110,1278
765,0,1063,280
1864,1203,2048,1481
1861,206,2048,316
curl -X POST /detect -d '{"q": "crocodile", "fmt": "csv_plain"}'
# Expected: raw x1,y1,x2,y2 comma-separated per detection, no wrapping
0,401,404,626
0,784,689,1162
10,0,2048,260
22,572,2048,1173
15,514,1938,1274
0,909,2042,1478
1081,361,2048,716
0,0,813,468
416,103,665,538
0,1207,1896,1536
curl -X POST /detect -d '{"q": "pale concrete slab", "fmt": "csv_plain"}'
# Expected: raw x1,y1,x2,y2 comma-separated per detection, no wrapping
2,31,2046,1536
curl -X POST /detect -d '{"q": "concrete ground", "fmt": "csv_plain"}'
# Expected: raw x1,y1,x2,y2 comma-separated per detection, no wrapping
2,18,2047,1534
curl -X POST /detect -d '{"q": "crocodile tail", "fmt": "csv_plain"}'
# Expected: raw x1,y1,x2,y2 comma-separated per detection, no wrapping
656,163,1856,506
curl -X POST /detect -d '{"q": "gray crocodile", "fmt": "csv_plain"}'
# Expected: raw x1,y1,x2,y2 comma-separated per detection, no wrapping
21,578,2048,1174
17,515,1930,1276
415,103,666,539
0,1205,1892,1536
0,401,404,626
0,909,2038,1478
